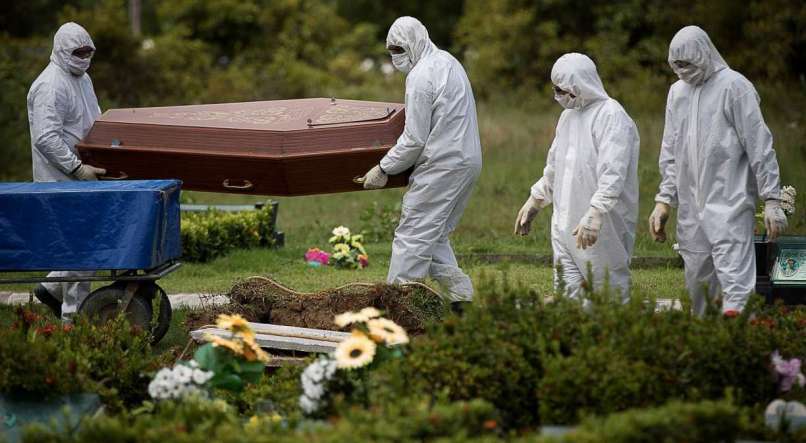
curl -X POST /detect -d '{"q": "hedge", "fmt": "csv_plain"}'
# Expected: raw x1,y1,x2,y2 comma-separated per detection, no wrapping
180,204,276,263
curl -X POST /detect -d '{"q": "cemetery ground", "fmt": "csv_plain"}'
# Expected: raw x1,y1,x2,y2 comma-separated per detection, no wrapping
1,102,804,442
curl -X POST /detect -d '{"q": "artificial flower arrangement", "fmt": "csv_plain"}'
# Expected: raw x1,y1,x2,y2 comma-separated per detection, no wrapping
764,350,806,433
298,307,409,416
304,226,369,269
756,185,797,236
148,314,270,401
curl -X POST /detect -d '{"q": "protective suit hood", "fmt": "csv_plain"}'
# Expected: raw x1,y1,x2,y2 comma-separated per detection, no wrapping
386,16,436,70
550,53,609,109
668,26,727,85
50,22,95,76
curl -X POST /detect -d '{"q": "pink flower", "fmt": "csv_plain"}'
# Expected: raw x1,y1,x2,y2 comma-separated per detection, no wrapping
772,351,806,392
358,254,369,269
305,248,330,265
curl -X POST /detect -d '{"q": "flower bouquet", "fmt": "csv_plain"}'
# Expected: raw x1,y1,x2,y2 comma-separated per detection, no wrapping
304,226,369,269
298,307,408,416
329,226,369,269
148,314,270,401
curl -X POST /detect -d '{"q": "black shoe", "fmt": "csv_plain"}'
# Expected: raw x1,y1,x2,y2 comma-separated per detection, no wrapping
32,284,62,318
450,301,470,316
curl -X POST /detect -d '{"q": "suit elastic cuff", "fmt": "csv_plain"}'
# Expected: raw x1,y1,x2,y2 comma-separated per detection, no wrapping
68,161,82,175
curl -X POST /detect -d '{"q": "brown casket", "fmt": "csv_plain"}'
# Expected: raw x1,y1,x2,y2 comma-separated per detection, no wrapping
76,98,409,196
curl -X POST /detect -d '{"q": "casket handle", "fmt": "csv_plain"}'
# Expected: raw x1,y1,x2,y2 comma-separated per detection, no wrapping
100,171,129,180
222,179,254,190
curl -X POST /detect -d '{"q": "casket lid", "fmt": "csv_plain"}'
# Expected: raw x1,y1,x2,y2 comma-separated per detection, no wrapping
97,97,403,132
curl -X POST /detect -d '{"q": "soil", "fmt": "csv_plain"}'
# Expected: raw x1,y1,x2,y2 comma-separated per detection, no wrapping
184,276,445,335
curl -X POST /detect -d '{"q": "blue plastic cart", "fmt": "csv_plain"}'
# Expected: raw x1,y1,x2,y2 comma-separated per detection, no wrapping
0,180,182,343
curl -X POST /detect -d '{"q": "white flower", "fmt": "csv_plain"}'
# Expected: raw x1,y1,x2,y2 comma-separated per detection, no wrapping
332,226,350,237
141,38,155,51
299,395,319,414
188,360,199,368
154,368,174,384
192,368,213,385
381,62,394,76
301,377,325,400
173,365,193,384
360,58,375,72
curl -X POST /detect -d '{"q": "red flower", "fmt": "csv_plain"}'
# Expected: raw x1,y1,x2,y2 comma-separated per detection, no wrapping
62,324,74,333
483,419,498,430
36,324,57,337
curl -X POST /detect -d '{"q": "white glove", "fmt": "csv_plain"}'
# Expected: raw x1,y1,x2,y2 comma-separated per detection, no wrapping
514,196,543,236
648,202,671,243
361,165,388,190
764,199,788,241
72,164,106,181
573,207,603,250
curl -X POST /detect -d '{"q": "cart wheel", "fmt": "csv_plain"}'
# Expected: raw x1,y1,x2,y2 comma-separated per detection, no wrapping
79,283,153,337
80,282,173,344
135,282,173,344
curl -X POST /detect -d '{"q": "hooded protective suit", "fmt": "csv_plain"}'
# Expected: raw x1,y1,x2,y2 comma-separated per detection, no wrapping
654,26,782,315
27,22,101,320
529,53,639,300
380,17,482,302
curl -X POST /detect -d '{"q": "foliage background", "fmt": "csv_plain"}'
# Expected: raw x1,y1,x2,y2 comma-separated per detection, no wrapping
1,0,804,258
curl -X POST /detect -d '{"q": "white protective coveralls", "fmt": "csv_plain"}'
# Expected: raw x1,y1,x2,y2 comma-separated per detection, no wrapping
380,17,482,302
531,53,639,301
27,22,101,320
655,26,782,315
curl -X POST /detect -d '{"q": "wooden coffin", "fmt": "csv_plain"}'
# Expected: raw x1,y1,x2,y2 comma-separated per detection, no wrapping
76,98,409,196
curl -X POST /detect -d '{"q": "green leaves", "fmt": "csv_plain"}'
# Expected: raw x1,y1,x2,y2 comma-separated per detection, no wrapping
193,344,265,393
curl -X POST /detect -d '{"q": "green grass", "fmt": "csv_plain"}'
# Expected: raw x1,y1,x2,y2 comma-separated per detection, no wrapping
144,246,688,298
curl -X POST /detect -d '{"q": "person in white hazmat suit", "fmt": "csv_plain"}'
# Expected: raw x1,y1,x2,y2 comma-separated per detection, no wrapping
358,17,482,311
515,53,639,302
27,22,106,321
648,26,786,316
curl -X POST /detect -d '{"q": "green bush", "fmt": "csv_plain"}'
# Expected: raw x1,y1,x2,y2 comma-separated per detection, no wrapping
0,306,166,411
382,278,806,429
180,204,275,262
535,399,740,443
383,277,546,429
20,396,501,443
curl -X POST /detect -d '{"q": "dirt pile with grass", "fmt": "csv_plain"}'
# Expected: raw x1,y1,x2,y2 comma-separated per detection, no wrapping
184,276,445,334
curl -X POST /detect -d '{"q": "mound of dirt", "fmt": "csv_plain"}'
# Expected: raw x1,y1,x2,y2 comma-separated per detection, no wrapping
184,276,446,335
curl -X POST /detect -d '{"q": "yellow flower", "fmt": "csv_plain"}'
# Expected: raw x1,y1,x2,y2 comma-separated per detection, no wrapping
359,307,381,319
367,318,409,346
334,311,364,328
334,331,376,369
241,334,271,363
204,334,244,355
334,307,380,328
216,314,251,335
333,243,351,254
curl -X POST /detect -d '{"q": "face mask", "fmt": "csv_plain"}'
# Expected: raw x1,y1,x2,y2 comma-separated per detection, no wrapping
554,93,580,110
67,55,91,76
391,53,412,74
674,65,705,85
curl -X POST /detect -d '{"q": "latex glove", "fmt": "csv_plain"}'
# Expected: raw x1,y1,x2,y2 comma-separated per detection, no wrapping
72,164,106,181
648,202,671,243
360,165,388,190
514,196,543,236
572,207,603,250
764,199,788,241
